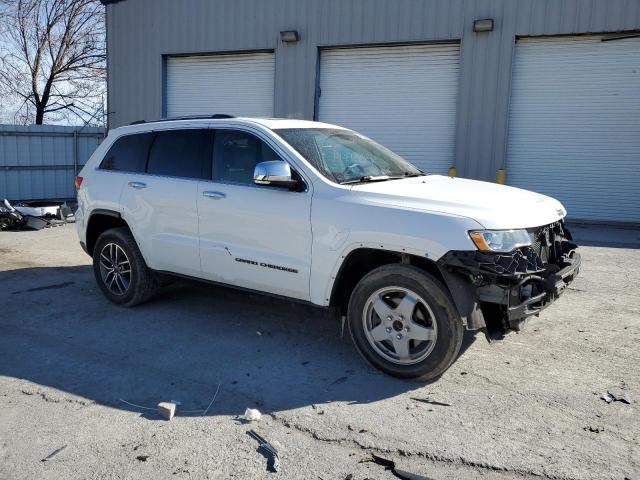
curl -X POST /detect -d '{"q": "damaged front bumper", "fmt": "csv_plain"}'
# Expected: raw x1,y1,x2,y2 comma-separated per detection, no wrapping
503,252,580,322
438,221,580,334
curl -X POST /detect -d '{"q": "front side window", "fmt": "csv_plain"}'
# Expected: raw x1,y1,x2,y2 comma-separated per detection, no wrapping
275,128,422,184
213,130,282,185
147,129,213,179
99,132,155,173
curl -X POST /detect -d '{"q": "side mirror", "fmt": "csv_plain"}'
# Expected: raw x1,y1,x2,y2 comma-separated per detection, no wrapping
254,160,298,189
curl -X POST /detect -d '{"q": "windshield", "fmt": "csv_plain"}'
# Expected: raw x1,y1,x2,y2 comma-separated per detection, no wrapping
275,128,423,184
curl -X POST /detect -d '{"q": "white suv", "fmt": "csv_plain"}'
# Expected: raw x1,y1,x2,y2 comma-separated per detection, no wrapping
76,116,580,380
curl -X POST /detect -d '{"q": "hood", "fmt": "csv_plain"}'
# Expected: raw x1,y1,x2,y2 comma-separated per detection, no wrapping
352,175,566,230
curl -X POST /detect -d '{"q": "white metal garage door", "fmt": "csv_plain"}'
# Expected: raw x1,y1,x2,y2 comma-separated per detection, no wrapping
506,35,640,223
318,44,460,174
166,52,275,118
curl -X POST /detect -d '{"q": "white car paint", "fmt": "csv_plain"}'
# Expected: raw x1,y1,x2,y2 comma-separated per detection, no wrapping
351,175,566,230
120,174,201,277
77,117,567,307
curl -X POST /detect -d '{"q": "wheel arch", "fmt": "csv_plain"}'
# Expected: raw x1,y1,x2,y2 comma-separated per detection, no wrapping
329,248,446,314
86,209,131,256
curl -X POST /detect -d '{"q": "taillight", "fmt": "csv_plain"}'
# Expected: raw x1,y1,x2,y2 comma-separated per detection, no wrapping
75,176,84,191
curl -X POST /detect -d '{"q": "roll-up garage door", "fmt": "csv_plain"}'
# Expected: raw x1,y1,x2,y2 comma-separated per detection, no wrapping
318,44,460,174
166,52,275,118
506,35,640,223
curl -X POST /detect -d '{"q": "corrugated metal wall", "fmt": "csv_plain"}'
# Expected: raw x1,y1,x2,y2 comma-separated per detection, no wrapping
105,0,640,181
505,35,640,223
0,125,105,201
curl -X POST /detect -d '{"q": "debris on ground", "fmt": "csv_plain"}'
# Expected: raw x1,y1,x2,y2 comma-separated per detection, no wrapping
13,204,59,217
410,397,452,407
601,392,614,403
243,408,262,421
201,383,222,415
158,402,177,420
247,430,279,472
601,390,631,404
24,215,49,230
120,384,220,419
0,201,24,230
1,199,75,231
360,453,434,480
584,426,604,433
41,444,67,462
136,455,150,462
347,424,368,433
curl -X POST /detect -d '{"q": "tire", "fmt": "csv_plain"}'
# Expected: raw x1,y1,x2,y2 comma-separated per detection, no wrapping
347,264,463,381
92,227,159,307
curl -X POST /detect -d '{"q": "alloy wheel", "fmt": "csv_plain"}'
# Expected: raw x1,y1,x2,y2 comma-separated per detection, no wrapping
99,242,132,296
362,286,438,365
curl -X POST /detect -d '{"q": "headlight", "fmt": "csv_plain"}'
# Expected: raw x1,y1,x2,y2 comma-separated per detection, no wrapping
469,229,531,253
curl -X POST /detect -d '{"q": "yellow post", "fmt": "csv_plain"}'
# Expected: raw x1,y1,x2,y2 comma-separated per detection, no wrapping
448,166,457,178
496,169,505,185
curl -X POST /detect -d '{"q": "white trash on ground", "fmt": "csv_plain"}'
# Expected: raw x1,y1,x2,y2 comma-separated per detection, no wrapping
243,408,262,421
158,402,177,420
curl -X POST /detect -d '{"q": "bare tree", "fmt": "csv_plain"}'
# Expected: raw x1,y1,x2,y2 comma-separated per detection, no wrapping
0,0,105,125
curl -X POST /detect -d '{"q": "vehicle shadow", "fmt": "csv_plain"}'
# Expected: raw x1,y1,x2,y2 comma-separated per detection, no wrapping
0,265,476,418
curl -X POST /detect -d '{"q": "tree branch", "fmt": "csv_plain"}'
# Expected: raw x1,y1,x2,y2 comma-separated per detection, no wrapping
0,0,105,124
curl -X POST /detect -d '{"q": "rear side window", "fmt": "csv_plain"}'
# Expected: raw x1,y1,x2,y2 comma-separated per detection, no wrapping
147,129,213,179
213,130,282,185
99,133,155,173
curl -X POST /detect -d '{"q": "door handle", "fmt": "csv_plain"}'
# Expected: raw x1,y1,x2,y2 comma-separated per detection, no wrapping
128,181,147,189
202,191,226,200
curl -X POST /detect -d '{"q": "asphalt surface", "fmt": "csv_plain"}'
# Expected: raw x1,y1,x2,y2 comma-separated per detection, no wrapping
0,224,638,480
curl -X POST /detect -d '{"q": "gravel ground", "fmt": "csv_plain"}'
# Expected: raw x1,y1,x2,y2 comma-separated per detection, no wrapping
0,224,638,480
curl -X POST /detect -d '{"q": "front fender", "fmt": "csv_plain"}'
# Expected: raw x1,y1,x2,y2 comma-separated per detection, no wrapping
309,193,481,305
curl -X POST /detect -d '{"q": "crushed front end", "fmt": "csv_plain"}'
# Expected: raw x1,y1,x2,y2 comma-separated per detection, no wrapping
438,221,580,336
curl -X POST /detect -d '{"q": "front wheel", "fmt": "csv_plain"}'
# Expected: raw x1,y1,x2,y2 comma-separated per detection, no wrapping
347,264,463,380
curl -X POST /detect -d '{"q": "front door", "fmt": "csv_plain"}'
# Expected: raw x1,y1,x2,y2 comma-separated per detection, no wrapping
197,128,312,300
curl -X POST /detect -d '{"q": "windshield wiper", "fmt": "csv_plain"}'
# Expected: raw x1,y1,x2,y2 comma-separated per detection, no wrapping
341,175,392,185
400,171,426,178
379,172,428,181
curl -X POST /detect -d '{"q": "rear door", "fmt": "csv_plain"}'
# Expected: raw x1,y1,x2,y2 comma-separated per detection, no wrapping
120,128,213,277
90,132,154,222
197,128,313,300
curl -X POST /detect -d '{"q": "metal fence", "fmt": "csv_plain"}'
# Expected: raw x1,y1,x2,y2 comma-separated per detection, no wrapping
0,124,105,202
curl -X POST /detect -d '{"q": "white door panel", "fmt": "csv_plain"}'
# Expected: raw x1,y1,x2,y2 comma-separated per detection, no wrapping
197,182,312,300
506,35,640,223
121,176,201,276
318,44,460,174
166,52,275,117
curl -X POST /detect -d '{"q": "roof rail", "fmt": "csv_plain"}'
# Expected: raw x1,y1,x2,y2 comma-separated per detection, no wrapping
129,114,235,126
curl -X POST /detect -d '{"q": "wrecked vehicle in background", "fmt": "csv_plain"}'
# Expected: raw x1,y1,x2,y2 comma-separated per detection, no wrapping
0,199,74,231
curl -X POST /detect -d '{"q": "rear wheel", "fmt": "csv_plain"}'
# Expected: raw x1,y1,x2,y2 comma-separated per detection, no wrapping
347,264,463,380
92,227,158,307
